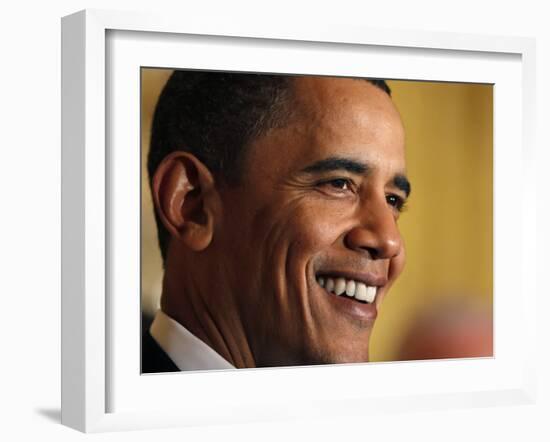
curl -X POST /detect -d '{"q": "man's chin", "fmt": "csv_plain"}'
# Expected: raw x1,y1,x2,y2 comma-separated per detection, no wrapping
297,343,372,366
292,320,374,366
256,344,370,367
294,355,370,367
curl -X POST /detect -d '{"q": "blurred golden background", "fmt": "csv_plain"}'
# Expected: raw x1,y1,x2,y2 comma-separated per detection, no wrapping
141,69,493,362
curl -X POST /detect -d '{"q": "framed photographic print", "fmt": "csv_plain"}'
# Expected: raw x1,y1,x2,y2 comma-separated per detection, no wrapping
61,9,537,433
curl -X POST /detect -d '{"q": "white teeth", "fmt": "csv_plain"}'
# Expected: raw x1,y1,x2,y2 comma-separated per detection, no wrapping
365,285,377,303
345,280,356,297
354,282,369,302
334,278,347,296
316,276,378,304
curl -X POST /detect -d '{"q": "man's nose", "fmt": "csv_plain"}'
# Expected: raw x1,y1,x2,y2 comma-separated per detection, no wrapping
344,199,402,260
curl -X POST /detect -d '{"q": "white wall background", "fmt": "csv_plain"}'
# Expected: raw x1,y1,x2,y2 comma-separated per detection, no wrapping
0,0,548,440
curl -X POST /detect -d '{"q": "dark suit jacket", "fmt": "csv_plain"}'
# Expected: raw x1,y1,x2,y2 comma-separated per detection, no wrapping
141,314,179,374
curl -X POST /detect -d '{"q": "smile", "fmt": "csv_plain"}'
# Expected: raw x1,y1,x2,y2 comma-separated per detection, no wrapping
316,276,378,304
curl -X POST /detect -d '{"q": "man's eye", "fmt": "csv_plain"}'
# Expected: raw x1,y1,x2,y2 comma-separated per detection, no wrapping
316,178,355,194
386,194,406,211
315,178,355,196
327,178,351,190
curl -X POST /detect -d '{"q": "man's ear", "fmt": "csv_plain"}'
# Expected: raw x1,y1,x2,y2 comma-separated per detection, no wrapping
151,152,218,252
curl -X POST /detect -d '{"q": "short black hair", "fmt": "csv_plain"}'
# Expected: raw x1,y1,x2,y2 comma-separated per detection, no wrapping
147,70,391,262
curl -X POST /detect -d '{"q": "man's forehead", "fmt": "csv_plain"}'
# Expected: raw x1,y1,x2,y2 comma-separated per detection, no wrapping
292,76,391,109
290,78,404,148
290,76,402,134
240,75,406,183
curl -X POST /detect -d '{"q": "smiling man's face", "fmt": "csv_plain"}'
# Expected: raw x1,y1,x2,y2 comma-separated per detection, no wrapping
214,76,408,366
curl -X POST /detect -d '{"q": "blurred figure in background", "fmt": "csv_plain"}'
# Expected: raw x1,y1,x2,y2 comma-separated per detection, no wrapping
395,294,493,361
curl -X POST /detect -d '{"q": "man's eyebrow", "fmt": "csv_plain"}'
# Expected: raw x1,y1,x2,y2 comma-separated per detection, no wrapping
300,156,411,197
393,174,411,198
300,156,368,175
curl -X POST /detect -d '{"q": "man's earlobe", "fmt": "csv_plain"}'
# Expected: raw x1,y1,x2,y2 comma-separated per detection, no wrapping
152,152,216,252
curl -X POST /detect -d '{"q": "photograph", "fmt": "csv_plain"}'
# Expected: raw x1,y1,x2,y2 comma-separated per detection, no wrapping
140,68,493,373
56,4,544,435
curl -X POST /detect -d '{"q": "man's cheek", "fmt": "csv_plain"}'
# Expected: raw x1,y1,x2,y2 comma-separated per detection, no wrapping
296,215,346,248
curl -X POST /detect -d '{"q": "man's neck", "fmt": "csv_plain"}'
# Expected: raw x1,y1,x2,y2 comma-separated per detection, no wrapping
160,271,256,368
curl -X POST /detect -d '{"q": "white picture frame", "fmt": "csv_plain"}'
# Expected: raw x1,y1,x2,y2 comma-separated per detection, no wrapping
61,9,537,433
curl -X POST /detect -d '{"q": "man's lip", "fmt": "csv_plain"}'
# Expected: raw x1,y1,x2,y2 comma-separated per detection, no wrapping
314,270,388,288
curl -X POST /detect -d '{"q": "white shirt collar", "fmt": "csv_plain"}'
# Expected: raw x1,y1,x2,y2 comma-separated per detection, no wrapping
150,309,235,371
